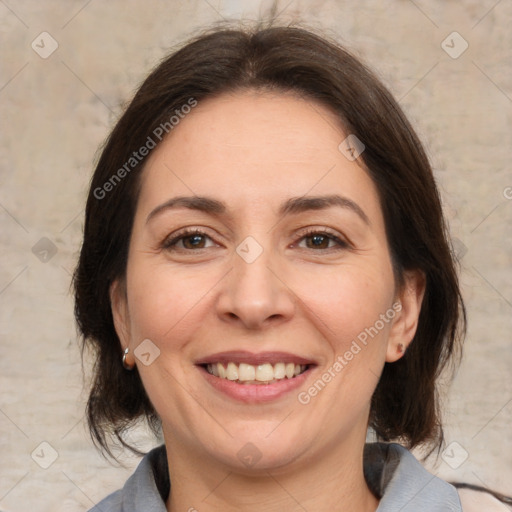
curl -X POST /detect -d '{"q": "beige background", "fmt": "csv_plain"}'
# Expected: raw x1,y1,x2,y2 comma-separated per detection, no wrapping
0,0,511,510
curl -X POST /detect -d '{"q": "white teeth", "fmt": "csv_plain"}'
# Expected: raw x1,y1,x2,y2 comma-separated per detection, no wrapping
206,362,307,383
274,362,285,379
226,362,238,381
256,363,274,382
238,363,256,381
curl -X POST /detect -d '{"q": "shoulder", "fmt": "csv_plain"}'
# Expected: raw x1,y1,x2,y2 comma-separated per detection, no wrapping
88,489,123,511
367,443,511,512
87,445,168,512
366,443,462,510
457,487,512,512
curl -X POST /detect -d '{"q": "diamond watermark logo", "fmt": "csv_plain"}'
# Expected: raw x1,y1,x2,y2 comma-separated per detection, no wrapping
237,442,262,467
31,441,58,469
441,32,468,59
31,32,59,59
236,236,263,264
338,134,365,161
32,237,58,263
134,338,161,366
451,237,468,261
441,441,469,469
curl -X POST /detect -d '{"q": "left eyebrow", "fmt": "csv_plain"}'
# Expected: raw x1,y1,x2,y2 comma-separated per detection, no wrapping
278,195,371,226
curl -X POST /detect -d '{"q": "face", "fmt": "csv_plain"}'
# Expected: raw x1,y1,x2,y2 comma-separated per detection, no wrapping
111,90,424,473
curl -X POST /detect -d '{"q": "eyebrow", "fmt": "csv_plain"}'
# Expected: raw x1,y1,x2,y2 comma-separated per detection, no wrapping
278,195,370,225
146,194,370,226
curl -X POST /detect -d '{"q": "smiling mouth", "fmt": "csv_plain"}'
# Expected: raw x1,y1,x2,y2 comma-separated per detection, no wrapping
204,362,309,384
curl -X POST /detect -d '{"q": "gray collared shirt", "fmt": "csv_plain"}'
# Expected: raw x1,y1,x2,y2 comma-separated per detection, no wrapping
89,442,463,511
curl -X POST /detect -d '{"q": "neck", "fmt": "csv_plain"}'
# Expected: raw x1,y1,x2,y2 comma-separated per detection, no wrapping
164,431,379,512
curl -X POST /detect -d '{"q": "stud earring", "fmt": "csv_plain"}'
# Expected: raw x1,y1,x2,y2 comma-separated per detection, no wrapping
397,343,405,354
122,347,135,370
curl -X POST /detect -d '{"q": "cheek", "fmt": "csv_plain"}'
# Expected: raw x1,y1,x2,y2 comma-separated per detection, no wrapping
123,262,219,415
290,261,395,349
293,267,395,418
289,263,395,416
125,256,231,361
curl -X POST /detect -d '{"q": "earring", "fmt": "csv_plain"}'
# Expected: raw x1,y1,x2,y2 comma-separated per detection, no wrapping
122,347,135,370
397,343,405,354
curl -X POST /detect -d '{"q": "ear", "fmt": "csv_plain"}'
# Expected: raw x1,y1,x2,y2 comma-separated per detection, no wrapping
386,269,426,363
110,278,132,352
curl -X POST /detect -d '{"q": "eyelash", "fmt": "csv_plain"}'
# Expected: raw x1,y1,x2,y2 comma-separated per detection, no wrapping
161,227,349,252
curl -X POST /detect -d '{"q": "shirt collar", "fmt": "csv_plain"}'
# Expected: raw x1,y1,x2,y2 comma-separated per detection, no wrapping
109,442,462,511
367,443,462,511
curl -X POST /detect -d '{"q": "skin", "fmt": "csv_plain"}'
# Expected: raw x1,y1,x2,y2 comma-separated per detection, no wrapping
111,90,425,511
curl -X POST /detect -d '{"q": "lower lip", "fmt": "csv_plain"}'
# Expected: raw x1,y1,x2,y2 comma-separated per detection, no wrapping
198,365,314,403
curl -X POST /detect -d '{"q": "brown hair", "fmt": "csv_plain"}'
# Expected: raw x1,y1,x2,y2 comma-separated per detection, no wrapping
73,24,466,459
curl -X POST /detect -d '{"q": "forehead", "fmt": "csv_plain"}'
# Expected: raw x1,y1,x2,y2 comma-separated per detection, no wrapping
138,90,381,222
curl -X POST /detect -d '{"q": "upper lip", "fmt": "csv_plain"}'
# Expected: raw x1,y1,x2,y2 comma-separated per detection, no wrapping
195,351,317,366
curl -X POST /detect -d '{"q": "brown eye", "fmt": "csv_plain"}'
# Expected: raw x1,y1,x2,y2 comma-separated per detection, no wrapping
305,234,331,249
181,234,207,249
297,231,348,251
162,229,216,251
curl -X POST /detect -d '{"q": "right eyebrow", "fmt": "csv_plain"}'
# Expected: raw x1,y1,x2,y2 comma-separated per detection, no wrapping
146,196,226,224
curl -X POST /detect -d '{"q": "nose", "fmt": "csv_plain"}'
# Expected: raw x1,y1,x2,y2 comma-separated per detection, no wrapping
215,247,295,330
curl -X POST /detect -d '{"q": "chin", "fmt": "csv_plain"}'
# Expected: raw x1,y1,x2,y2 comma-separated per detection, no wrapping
199,421,312,473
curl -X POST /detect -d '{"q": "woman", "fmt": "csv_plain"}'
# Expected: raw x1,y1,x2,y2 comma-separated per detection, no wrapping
73,25,511,511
